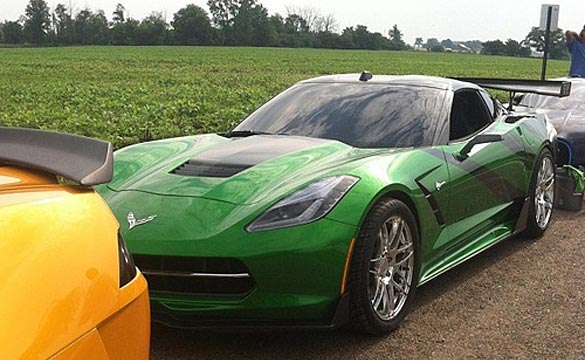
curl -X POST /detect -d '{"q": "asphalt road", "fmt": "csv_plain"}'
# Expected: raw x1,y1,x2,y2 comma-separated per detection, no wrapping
151,210,585,360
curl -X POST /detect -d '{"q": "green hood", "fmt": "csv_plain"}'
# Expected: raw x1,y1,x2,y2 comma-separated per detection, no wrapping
106,134,382,205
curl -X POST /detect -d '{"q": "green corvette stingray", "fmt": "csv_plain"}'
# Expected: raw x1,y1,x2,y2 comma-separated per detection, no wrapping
98,74,564,334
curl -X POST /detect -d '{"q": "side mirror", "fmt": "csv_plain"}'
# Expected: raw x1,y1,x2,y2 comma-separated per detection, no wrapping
455,133,503,161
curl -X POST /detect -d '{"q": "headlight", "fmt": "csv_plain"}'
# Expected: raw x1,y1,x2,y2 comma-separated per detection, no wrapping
247,176,359,232
118,231,137,287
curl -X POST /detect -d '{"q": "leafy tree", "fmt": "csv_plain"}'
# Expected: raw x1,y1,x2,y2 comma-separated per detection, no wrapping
341,25,389,50
414,37,424,48
351,25,372,49
137,12,168,45
112,3,126,24
23,0,51,44
268,14,285,34
430,45,444,52
314,31,342,49
388,24,406,50
53,4,73,44
231,1,275,46
207,0,239,29
504,39,530,57
70,9,109,45
206,0,272,45
426,38,440,50
2,21,23,44
284,14,308,33
86,10,110,45
172,4,213,45
110,18,140,45
440,38,454,50
73,9,92,44
482,40,506,55
524,27,568,60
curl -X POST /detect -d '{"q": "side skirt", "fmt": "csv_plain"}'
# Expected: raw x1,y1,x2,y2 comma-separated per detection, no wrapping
418,225,515,286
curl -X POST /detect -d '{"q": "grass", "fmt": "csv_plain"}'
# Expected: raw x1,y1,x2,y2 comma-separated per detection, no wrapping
0,46,571,148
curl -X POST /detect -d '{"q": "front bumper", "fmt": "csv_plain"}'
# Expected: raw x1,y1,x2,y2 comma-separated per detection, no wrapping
102,189,358,326
151,292,351,330
135,215,356,326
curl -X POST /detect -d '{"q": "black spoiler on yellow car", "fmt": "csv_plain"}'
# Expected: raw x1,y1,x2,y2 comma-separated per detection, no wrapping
0,127,113,186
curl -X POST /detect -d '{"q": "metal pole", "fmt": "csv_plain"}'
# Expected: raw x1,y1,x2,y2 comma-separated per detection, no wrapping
541,6,553,80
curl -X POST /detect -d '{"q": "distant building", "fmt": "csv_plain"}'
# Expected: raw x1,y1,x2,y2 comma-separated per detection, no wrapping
453,43,472,53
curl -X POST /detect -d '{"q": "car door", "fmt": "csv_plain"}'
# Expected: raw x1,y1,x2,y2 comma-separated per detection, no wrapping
438,88,529,254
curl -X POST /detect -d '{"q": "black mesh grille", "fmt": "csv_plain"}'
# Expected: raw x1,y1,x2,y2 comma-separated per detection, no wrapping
172,160,251,178
134,255,255,296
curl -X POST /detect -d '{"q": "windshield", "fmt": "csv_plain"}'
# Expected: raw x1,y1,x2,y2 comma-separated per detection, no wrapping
234,83,446,148
518,83,585,111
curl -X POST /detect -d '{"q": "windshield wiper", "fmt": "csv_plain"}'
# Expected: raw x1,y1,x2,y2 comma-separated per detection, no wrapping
220,130,275,138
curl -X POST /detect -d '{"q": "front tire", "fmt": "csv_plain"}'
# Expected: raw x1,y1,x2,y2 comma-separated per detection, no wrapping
523,148,556,238
348,198,420,335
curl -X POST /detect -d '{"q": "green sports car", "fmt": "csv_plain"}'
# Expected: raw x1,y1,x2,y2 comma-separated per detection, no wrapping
98,74,561,335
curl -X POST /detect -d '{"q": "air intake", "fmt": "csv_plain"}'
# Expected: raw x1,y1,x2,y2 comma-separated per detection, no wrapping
133,255,255,296
172,160,251,178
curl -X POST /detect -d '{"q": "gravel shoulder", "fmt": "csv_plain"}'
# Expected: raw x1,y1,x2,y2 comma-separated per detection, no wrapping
151,210,585,360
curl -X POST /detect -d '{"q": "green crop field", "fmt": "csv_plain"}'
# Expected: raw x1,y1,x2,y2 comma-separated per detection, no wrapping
0,46,571,148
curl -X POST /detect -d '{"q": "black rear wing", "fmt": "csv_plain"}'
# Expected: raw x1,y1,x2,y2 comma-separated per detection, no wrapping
0,127,113,186
453,78,572,111
454,78,572,97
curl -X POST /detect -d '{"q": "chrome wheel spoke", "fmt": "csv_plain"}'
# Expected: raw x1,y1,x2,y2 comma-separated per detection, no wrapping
370,255,384,263
395,242,412,254
534,156,555,229
387,284,396,313
372,280,384,308
378,223,389,251
388,219,403,251
395,250,413,267
381,285,389,313
368,214,414,321
541,174,555,190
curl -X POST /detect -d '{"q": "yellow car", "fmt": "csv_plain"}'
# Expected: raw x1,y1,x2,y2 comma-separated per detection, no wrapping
0,128,150,360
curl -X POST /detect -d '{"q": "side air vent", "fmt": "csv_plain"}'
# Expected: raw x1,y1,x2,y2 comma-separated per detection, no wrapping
172,160,251,178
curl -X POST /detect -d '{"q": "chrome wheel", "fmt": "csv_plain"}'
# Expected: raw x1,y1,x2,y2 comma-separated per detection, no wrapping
368,216,414,321
534,155,555,229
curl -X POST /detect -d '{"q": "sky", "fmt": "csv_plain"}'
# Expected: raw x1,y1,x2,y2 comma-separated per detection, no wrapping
2,0,584,44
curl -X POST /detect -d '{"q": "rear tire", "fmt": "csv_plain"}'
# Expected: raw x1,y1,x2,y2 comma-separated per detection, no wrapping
523,148,555,238
348,198,420,335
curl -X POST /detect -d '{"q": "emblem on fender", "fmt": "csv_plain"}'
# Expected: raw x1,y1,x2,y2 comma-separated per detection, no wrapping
127,211,157,230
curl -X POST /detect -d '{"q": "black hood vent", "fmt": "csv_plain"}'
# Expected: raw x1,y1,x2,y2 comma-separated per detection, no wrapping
173,160,251,178
171,135,330,178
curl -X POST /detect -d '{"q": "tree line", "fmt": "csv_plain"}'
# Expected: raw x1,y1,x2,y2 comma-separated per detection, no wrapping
0,0,570,59
417,29,568,60
0,0,408,50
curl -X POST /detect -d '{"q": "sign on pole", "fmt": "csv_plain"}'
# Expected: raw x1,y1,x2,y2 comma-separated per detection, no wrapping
540,4,560,80
540,4,559,31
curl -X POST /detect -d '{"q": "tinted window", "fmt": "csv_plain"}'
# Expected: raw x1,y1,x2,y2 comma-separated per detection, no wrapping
234,83,445,148
479,90,496,118
449,90,492,141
